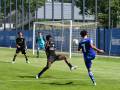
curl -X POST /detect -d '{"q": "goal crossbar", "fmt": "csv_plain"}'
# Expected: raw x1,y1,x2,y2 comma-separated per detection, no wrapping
33,21,97,28
33,20,97,58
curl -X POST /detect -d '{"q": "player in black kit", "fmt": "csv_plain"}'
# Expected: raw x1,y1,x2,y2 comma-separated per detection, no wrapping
36,35,77,79
12,32,30,64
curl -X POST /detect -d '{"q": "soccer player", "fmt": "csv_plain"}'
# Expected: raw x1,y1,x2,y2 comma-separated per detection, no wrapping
12,32,30,64
36,35,77,79
36,32,45,58
78,30,104,86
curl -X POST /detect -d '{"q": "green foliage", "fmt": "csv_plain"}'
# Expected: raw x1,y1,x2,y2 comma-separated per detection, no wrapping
1,0,45,16
75,0,95,14
98,13,108,28
75,0,120,28
58,0,71,3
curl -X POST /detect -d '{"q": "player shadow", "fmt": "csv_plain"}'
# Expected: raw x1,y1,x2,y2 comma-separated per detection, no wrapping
0,60,11,64
18,75,35,79
18,75,54,79
18,75,91,86
41,82,73,86
41,82,90,86
42,82,92,86
27,55,46,59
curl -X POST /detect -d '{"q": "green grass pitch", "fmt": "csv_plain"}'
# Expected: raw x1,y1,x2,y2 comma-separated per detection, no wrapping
0,48,120,90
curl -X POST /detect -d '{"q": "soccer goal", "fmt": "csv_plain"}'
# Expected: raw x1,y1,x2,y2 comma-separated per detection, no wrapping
32,20,97,58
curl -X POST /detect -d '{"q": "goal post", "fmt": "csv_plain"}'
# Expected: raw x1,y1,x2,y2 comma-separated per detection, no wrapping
32,20,97,58
69,20,73,58
32,22,36,55
32,20,73,58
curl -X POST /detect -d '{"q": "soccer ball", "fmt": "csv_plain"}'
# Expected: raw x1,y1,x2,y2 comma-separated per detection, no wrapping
73,39,79,45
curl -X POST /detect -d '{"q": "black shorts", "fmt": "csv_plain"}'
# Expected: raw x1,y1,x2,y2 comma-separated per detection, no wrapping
16,48,26,54
47,55,60,62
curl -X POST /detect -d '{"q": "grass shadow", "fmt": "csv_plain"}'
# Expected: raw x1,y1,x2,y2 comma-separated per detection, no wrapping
18,75,35,79
42,82,73,86
27,55,46,59
0,60,11,64
41,81,92,86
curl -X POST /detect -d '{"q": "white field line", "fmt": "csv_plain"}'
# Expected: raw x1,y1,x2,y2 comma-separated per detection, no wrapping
0,78,119,82
72,53,120,59
1,47,120,59
96,55,120,59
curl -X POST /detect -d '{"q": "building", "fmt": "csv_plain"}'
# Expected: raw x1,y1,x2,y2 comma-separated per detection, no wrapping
37,2,95,21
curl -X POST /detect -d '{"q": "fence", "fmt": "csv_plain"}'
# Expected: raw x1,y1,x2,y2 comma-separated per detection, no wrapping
96,28,120,55
0,28,119,56
0,31,33,48
0,29,96,52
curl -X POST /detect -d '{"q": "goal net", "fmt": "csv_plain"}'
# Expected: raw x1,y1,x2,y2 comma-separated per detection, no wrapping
33,20,97,58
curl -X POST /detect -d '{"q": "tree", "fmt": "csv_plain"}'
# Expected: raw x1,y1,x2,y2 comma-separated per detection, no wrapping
58,0,71,3
1,0,45,17
75,0,120,28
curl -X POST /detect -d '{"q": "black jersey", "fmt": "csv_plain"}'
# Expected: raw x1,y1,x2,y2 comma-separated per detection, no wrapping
45,41,56,56
16,37,26,49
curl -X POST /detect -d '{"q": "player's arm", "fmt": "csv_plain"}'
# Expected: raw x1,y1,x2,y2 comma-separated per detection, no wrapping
90,40,104,53
78,43,82,51
16,38,20,48
43,36,46,42
16,44,20,48
45,41,50,48
24,38,27,50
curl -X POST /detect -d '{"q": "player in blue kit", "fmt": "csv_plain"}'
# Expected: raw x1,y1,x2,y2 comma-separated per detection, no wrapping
78,30,104,86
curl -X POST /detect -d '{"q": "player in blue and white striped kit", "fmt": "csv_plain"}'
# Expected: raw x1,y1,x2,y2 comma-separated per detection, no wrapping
78,30,104,86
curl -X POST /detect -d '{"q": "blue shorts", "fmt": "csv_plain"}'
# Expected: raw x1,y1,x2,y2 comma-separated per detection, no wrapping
85,61,92,69
85,54,96,61
84,54,95,69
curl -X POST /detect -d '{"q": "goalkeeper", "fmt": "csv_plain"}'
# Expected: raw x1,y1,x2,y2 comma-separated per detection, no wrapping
36,32,45,58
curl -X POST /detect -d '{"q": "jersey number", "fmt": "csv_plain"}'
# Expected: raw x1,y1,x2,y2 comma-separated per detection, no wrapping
81,44,86,52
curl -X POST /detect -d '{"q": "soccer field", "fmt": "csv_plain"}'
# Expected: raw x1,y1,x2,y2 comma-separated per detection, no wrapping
0,48,120,90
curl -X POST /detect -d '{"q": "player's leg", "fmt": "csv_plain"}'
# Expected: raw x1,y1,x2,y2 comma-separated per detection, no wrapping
85,61,96,85
12,53,18,63
37,45,45,58
23,54,30,63
22,49,29,63
37,47,39,58
12,49,19,63
56,55,77,70
36,61,53,79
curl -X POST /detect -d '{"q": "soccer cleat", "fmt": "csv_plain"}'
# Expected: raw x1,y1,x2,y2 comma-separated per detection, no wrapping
93,82,96,86
70,66,78,71
36,56,39,58
12,61,15,64
36,75,39,79
26,61,30,64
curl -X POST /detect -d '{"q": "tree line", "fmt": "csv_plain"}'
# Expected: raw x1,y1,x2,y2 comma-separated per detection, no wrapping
0,0,45,17
0,0,120,28
75,0,120,28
